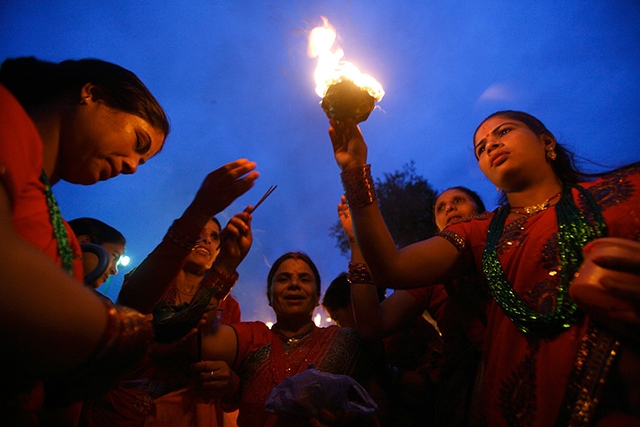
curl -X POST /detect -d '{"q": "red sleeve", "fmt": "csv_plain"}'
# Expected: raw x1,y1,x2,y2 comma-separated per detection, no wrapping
219,295,242,324
230,321,271,370
117,220,201,313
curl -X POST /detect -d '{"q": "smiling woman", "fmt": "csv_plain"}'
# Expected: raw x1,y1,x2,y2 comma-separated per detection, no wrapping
0,56,170,423
197,251,379,427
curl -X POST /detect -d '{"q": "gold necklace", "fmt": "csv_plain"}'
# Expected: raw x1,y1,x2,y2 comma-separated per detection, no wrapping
510,192,561,215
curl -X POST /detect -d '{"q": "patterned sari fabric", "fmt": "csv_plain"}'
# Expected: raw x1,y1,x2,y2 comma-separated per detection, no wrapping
230,322,362,427
84,296,242,427
442,165,640,427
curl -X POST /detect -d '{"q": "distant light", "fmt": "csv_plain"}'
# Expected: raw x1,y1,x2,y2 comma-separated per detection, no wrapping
314,313,321,326
118,255,130,267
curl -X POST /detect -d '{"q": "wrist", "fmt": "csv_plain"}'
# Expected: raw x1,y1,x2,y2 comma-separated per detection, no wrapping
341,164,378,210
201,266,239,301
347,262,373,285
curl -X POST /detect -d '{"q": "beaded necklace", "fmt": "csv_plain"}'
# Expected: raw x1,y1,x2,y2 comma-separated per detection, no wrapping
482,184,606,336
41,171,74,275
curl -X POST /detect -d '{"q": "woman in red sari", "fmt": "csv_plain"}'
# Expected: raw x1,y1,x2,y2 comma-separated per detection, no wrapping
0,56,169,425
200,251,371,427
328,110,640,426
343,187,488,427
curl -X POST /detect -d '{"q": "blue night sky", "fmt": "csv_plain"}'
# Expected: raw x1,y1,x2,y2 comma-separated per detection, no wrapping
2,1,639,323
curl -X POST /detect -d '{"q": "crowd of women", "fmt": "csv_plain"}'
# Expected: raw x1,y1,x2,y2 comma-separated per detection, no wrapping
1,55,639,427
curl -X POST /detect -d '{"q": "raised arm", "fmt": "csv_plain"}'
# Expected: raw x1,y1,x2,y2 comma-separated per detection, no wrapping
338,196,427,340
329,119,463,289
118,159,258,312
0,183,152,389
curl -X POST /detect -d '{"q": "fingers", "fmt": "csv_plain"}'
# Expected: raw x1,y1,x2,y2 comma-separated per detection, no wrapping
221,213,252,241
207,159,258,183
193,360,234,391
593,255,640,275
599,274,640,302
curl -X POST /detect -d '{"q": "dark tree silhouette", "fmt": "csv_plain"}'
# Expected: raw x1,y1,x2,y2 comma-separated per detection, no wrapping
330,161,439,256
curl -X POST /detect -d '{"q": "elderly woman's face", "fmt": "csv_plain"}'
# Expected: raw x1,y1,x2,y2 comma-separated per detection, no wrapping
60,94,165,184
269,258,319,319
434,189,480,231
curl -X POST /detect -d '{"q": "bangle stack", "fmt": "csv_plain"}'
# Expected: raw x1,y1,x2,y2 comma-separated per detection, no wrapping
61,298,154,400
92,298,154,363
200,266,239,301
347,262,374,284
341,165,378,209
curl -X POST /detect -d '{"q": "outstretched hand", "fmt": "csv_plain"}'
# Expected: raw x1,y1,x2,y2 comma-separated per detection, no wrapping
328,119,368,171
183,159,259,225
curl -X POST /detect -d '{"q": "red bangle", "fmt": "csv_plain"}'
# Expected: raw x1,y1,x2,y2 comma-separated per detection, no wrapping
341,164,378,209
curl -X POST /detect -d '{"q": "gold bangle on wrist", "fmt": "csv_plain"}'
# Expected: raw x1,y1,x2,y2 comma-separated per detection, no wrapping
347,262,374,285
341,164,378,209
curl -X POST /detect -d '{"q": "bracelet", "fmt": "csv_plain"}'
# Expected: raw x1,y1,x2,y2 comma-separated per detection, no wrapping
347,262,374,284
200,266,239,301
341,164,378,209
164,219,201,251
60,297,154,401
91,298,154,363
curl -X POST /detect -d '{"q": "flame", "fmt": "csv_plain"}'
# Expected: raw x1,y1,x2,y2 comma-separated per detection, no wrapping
308,17,384,101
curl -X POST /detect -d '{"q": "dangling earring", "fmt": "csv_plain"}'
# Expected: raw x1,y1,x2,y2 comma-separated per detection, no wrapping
546,146,557,161
79,95,90,105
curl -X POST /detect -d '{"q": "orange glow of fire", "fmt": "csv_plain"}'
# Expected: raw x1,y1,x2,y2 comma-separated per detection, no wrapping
308,17,384,101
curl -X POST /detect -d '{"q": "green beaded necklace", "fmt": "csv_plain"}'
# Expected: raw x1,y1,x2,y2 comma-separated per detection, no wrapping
482,184,607,336
41,171,74,275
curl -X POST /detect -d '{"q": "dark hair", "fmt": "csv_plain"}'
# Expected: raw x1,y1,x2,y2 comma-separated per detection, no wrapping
434,186,486,216
0,56,170,137
211,217,221,231
267,251,321,300
68,217,126,246
474,110,583,187
322,273,350,310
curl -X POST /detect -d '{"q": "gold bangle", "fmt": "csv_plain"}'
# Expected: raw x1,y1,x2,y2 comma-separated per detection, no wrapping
347,262,374,284
59,297,154,401
200,266,239,301
341,165,378,209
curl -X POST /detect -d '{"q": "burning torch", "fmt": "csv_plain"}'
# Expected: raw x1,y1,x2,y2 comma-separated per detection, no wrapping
308,17,384,123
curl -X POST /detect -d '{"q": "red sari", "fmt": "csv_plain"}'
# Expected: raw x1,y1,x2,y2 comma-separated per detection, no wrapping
230,322,362,427
443,164,640,426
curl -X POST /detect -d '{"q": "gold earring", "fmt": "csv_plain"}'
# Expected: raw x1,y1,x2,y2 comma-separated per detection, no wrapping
79,95,90,105
546,146,557,161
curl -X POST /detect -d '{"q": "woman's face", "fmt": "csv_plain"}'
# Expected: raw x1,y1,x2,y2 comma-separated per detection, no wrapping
473,116,551,191
269,258,319,319
94,241,126,289
186,219,221,271
434,189,480,230
59,94,165,185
